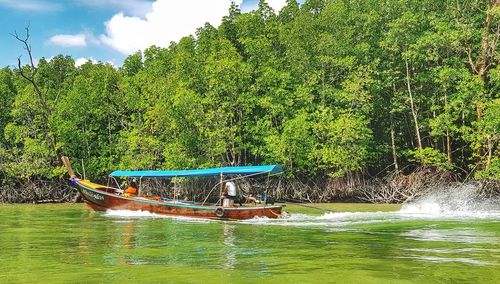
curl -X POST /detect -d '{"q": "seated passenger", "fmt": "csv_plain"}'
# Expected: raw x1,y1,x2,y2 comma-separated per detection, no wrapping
124,180,138,197
244,194,261,204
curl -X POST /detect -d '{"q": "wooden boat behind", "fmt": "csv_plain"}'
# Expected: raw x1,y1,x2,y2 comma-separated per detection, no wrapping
62,157,283,220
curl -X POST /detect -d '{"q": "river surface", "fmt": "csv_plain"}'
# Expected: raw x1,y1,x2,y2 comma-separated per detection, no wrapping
0,189,499,283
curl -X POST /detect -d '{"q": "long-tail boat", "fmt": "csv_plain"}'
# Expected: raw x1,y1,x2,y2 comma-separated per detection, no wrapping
62,157,283,220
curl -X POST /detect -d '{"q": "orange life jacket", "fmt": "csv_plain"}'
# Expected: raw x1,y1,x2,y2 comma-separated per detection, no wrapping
124,186,137,195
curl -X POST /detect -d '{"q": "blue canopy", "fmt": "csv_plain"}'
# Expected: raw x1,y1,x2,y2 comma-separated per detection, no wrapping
110,165,283,178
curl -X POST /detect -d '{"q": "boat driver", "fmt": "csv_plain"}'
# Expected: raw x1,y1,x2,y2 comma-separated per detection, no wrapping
222,181,237,207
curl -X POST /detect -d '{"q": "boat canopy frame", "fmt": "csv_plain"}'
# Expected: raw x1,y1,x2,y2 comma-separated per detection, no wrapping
108,165,283,203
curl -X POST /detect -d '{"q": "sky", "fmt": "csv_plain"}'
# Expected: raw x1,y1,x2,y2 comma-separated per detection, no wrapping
0,0,291,68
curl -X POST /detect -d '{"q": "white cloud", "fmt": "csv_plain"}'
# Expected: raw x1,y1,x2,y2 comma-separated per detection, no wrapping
76,0,153,17
241,0,289,13
75,57,97,67
99,0,243,54
265,0,287,13
0,0,62,12
74,57,118,69
48,34,87,47
105,60,118,68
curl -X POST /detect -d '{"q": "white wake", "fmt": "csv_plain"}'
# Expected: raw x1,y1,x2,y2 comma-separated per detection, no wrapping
399,184,500,219
104,209,214,223
244,184,500,226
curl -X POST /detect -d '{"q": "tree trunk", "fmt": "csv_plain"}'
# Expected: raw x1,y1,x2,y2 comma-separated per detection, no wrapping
391,127,399,173
444,93,452,163
486,135,493,170
464,0,500,169
469,0,500,121
446,129,452,164
404,53,423,162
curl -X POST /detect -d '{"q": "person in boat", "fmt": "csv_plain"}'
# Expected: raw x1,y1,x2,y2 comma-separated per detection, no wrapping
123,179,138,197
222,181,237,207
244,194,261,204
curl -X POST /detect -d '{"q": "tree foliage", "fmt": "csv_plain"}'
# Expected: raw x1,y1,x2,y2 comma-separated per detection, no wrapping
1,0,499,184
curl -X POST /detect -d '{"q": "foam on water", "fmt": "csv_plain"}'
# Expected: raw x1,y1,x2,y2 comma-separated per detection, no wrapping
241,211,398,228
401,228,499,244
397,255,494,266
399,183,500,219
104,209,214,223
105,209,165,218
244,184,500,227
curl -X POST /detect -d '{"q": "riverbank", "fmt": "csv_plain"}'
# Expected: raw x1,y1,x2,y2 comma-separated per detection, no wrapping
0,168,498,204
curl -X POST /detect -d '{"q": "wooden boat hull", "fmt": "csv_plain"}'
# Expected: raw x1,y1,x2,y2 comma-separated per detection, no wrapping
72,178,282,220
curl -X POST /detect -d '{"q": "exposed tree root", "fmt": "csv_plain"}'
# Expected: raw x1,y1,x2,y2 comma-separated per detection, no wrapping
1,168,498,204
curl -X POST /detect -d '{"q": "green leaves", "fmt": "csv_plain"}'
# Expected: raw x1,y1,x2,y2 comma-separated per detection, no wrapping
407,147,452,171
263,111,315,175
312,108,372,177
1,0,498,185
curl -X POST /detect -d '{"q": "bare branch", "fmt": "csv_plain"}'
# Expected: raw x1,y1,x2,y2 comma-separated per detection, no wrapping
11,25,54,154
11,24,37,76
466,47,478,73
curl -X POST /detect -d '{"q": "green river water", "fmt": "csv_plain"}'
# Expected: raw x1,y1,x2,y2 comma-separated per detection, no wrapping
1,189,499,283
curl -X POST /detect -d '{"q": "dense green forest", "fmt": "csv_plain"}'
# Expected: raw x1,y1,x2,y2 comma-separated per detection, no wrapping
0,0,499,202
